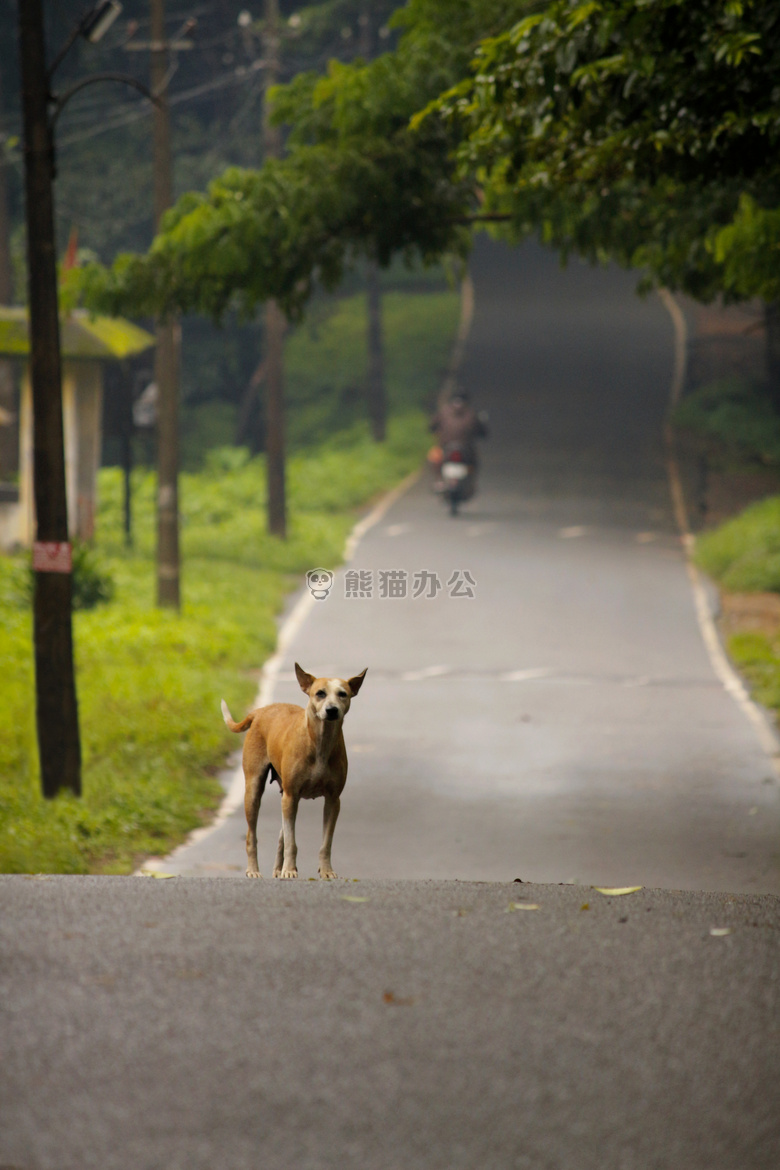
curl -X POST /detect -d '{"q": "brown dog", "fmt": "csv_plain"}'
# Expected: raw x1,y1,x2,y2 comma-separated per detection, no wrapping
221,663,367,879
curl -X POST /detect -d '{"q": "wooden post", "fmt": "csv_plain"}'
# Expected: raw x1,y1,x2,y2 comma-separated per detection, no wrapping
263,0,286,538
17,0,81,798
359,7,387,442
150,0,181,606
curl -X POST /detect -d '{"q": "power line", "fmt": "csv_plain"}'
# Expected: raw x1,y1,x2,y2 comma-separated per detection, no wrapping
58,60,265,146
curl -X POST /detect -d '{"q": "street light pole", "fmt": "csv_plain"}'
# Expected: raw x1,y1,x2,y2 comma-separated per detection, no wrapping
17,0,81,797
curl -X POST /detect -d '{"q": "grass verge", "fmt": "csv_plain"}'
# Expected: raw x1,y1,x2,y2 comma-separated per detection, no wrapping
0,289,459,874
695,495,780,723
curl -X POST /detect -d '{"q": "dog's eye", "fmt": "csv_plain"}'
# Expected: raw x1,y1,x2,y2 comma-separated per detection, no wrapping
316,690,326,699
338,691,347,698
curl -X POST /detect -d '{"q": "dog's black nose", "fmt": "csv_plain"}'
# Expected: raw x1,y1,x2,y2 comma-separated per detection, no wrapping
325,707,340,720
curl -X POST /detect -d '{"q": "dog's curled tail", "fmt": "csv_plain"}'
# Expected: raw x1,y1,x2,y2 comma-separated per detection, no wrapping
221,699,255,734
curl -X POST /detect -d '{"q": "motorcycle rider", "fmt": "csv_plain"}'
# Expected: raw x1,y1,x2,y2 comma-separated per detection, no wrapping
429,390,488,493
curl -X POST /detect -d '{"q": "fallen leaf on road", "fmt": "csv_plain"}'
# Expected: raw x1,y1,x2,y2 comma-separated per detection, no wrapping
341,895,370,903
710,927,732,937
140,871,175,879
506,902,540,912
593,887,642,896
580,903,590,911
451,908,471,917
383,991,415,1006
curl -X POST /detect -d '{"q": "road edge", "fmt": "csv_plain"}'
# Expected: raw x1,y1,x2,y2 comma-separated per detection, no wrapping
659,288,780,774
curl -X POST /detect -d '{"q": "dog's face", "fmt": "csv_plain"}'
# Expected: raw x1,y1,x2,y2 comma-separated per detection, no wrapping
295,663,367,722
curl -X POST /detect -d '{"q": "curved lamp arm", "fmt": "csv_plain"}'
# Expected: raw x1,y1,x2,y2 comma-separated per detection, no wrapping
50,73,159,127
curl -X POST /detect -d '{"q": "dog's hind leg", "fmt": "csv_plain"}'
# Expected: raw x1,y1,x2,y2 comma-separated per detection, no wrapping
318,795,340,880
244,763,269,878
278,791,300,879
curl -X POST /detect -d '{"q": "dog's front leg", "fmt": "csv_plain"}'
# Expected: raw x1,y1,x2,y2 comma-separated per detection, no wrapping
272,827,284,878
318,795,340,880
279,792,299,878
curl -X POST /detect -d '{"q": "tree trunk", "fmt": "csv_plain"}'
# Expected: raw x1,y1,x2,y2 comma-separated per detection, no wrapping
150,0,181,608
366,259,386,441
263,0,286,537
18,0,81,798
358,11,387,442
265,299,286,537
234,357,266,447
765,301,780,414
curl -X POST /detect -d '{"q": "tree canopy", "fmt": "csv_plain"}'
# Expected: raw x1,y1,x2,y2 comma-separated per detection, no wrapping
75,0,780,320
430,0,780,300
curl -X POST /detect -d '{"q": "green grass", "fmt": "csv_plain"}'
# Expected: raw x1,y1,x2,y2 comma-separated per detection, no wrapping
0,289,458,874
284,290,460,447
727,630,780,715
695,496,780,593
180,288,460,465
694,495,780,721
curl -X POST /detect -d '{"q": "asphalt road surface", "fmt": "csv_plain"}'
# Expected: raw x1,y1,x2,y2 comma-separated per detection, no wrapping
158,238,780,893
1,876,778,1170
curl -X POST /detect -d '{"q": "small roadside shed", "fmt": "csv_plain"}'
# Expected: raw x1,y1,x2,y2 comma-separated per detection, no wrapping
0,308,154,548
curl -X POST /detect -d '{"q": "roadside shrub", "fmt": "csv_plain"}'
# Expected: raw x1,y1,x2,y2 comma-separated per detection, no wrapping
10,541,115,610
672,377,780,465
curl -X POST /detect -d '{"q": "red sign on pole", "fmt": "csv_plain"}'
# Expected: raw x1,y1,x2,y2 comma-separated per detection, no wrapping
32,541,72,574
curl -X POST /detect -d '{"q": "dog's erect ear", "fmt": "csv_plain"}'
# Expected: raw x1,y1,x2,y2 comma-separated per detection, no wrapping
295,663,316,693
347,668,368,696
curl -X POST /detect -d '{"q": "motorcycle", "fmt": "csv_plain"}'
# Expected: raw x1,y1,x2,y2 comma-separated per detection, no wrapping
437,443,476,516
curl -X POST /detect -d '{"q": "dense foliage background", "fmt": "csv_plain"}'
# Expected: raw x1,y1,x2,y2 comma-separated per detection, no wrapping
0,0,412,467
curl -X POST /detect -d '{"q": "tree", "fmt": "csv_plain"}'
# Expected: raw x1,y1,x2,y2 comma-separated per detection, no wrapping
431,0,780,388
72,2,533,322
76,0,780,398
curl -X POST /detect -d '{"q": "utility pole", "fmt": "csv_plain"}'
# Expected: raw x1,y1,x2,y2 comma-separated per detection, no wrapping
0,61,18,481
359,6,386,442
263,0,286,537
150,0,181,606
17,0,81,797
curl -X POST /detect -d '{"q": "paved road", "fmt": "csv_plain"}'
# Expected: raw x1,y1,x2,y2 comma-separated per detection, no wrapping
1,876,778,1170
159,239,780,893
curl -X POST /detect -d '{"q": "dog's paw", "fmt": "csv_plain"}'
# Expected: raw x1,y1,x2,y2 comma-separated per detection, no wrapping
245,869,263,879
272,868,282,878
279,867,298,879
319,868,338,880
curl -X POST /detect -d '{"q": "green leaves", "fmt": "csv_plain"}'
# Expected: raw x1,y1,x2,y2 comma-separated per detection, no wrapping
433,0,780,301
72,0,780,320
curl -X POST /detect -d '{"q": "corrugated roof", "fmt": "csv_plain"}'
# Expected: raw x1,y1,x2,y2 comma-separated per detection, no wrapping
0,307,155,360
